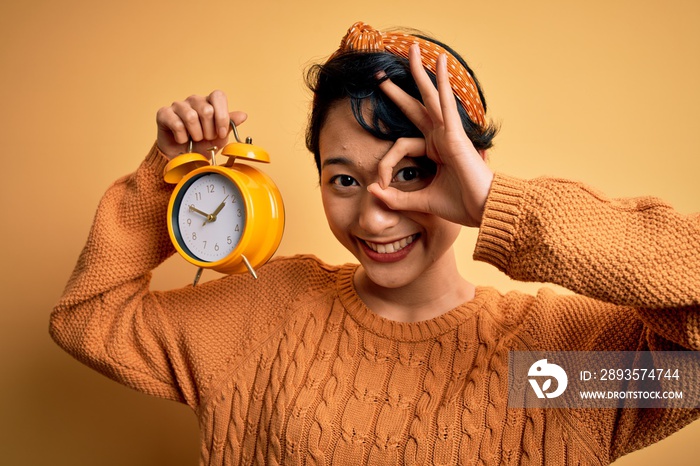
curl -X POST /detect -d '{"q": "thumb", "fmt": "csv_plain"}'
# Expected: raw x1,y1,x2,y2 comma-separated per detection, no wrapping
367,183,428,213
230,111,248,127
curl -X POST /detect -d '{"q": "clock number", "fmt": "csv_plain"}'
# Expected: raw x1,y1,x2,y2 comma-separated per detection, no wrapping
192,232,197,240
235,224,240,232
203,240,207,249
237,208,242,217
186,218,192,226
207,184,215,193
214,243,219,251
227,236,232,245
231,195,236,203
195,192,202,201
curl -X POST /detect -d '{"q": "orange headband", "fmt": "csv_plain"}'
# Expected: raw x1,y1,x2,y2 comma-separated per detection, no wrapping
333,21,486,127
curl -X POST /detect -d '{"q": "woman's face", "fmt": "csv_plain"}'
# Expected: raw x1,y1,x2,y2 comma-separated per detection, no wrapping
319,99,462,290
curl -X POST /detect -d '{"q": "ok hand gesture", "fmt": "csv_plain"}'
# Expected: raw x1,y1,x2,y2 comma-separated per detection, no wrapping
368,45,494,228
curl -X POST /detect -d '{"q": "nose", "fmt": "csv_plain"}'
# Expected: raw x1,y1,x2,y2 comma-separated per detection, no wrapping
357,190,401,235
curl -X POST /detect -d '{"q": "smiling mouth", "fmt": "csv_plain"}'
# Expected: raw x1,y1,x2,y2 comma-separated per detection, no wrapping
363,234,419,254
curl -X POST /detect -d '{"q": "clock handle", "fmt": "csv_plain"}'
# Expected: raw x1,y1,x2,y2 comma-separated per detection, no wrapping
221,119,271,165
230,119,247,144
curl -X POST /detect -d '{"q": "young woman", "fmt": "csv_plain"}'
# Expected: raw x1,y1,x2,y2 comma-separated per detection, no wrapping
51,22,700,465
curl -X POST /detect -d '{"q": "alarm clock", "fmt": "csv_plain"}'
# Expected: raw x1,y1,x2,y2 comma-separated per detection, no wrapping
164,121,284,283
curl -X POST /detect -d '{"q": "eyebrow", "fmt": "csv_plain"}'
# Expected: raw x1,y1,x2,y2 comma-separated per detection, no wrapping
321,156,354,169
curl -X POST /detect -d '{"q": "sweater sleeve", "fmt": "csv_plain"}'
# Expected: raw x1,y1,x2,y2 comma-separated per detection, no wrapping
474,173,700,348
49,146,332,410
49,145,191,403
474,173,700,461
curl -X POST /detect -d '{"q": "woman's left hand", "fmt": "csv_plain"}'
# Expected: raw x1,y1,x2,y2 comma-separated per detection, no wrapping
368,44,494,228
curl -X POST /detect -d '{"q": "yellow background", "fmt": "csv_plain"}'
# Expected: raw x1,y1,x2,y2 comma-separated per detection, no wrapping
1,0,698,464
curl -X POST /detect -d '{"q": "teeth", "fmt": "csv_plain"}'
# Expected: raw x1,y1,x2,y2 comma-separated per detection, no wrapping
365,235,416,254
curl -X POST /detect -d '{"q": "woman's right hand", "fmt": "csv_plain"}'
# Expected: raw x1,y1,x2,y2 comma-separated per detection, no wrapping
155,90,248,159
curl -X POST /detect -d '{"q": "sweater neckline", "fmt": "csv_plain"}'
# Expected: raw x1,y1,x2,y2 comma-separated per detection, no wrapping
336,263,492,342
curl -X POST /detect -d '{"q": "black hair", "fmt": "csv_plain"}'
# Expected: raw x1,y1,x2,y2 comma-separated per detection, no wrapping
305,34,499,174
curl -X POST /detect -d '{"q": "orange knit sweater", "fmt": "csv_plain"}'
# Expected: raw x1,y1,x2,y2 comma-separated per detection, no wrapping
51,145,700,465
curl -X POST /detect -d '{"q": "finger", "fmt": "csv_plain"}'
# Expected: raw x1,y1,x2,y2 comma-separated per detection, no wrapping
436,53,460,131
171,99,205,142
377,138,426,189
377,73,432,133
229,110,248,127
156,105,189,145
367,183,430,214
207,90,231,139
186,95,217,141
408,44,442,124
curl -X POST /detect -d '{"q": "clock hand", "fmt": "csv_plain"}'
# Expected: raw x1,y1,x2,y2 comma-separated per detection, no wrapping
211,195,229,217
188,205,212,219
203,195,229,226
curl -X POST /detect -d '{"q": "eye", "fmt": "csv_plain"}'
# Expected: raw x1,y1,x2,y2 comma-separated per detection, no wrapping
330,174,359,187
392,166,421,183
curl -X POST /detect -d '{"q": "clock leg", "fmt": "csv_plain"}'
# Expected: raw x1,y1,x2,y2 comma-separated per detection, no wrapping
241,255,258,279
193,267,204,286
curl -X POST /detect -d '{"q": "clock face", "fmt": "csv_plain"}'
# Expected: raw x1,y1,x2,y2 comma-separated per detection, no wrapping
173,172,246,262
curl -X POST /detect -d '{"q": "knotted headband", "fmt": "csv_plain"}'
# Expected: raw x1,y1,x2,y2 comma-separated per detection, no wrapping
332,21,486,127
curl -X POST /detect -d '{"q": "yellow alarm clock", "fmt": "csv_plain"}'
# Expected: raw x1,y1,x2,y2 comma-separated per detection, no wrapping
164,121,284,283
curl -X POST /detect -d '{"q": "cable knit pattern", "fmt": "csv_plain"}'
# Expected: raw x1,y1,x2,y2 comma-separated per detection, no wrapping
50,147,700,465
